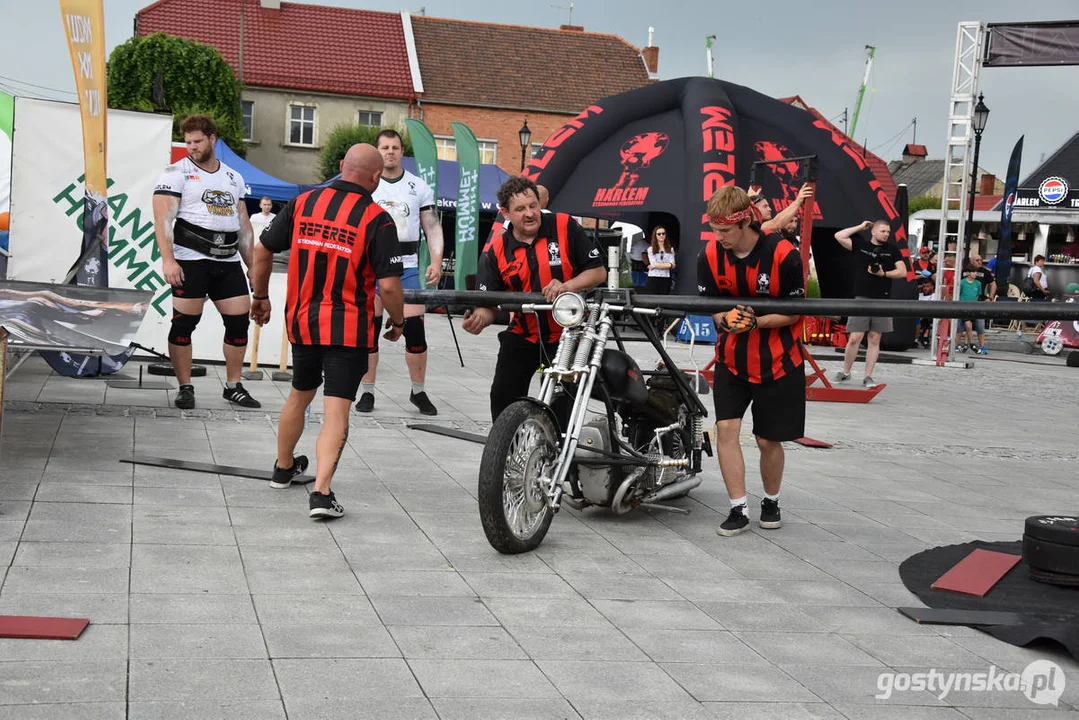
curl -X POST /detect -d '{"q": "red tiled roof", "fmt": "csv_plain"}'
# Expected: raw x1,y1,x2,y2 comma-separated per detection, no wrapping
780,96,898,201
974,194,1003,211
410,16,652,113
903,143,928,157
135,0,416,100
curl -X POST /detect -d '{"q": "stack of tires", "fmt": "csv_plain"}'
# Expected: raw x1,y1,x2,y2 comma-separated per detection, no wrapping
1023,516,1079,586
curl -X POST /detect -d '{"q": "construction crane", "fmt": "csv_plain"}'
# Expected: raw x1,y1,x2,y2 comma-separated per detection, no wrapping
849,45,876,140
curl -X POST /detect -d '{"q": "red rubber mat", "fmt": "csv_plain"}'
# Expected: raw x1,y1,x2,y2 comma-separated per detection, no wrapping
931,549,1022,597
0,616,89,640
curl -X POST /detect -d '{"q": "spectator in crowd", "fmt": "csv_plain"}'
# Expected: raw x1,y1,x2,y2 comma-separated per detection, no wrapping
1027,255,1050,300
831,220,907,388
915,275,936,348
912,246,936,276
644,225,675,295
248,196,276,241
970,254,996,301
957,264,988,354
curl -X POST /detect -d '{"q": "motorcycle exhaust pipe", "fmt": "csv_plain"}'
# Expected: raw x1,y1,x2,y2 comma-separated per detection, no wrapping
641,476,702,504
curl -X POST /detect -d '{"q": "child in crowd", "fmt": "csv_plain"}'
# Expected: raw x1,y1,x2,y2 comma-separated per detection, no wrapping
957,265,988,354
916,274,936,348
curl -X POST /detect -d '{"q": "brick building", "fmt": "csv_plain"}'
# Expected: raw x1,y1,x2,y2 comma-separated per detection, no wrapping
134,0,656,182
410,17,657,175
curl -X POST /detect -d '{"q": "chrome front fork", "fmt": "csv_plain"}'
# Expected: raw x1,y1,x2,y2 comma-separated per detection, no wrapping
542,311,613,511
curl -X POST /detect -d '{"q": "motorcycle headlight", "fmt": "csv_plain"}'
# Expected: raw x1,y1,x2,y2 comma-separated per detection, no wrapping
551,292,586,328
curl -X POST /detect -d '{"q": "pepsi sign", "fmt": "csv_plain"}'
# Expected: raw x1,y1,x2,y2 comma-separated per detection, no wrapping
1015,174,1078,210
1038,176,1069,205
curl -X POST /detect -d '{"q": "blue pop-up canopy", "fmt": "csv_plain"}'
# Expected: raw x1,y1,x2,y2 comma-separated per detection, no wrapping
214,139,300,202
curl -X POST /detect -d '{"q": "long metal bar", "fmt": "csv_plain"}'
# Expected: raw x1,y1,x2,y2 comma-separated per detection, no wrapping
403,290,1079,321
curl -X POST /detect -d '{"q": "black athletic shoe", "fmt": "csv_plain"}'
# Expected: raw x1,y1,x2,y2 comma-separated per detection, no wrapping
759,498,782,529
309,491,344,519
223,383,261,408
270,455,309,489
354,392,374,413
717,506,749,537
175,384,195,410
410,391,438,416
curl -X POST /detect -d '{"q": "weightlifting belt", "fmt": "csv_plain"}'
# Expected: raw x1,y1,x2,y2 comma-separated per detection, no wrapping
173,217,239,258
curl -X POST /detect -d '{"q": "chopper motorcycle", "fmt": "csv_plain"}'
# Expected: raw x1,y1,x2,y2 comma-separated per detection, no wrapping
478,287,712,554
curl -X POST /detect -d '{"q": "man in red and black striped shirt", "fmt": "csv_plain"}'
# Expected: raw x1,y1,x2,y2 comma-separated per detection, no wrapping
251,144,405,519
698,185,806,537
462,177,606,421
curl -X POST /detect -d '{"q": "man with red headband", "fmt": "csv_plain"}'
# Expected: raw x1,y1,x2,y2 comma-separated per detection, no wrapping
697,186,806,537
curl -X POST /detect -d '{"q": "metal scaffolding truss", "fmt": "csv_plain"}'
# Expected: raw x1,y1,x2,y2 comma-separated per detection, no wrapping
931,21,985,363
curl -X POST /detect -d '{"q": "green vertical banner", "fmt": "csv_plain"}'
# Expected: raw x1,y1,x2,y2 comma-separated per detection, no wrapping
404,118,438,288
0,89,13,224
452,121,480,291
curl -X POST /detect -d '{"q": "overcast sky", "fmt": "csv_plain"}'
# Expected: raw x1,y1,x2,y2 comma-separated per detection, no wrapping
1,0,1076,178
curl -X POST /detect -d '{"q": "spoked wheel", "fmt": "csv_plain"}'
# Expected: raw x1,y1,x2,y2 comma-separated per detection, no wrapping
478,401,559,554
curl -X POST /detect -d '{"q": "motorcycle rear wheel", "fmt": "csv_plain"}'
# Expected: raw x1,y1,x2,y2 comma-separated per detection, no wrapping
478,401,558,554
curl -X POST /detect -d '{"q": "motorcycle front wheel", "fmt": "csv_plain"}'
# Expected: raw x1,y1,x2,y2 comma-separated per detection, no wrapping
478,400,559,554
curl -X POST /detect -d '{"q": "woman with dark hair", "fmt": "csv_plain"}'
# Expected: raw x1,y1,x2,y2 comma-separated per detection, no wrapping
645,225,675,294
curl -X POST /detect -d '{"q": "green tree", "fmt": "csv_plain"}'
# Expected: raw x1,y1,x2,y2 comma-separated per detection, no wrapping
908,194,943,214
318,124,413,181
107,33,246,157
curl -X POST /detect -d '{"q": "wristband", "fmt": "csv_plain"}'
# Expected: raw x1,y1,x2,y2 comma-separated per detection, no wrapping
252,295,269,300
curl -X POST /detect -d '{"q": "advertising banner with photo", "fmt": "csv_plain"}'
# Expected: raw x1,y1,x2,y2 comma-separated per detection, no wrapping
59,0,110,288
6,97,172,351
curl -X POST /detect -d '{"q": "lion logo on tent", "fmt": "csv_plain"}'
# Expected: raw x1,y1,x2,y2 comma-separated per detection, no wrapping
754,141,803,204
616,132,670,188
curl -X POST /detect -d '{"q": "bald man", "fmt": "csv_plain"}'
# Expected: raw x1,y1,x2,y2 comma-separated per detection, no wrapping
251,143,405,519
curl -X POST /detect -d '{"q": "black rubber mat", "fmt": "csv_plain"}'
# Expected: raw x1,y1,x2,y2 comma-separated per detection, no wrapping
899,540,1079,658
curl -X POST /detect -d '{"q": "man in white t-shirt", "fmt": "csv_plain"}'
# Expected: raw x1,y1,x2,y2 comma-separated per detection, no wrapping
249,196,276,241
152,114,260,410
356,129,445,416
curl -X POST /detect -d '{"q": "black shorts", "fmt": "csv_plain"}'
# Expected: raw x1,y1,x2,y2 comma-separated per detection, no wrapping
291,344,369,400
712,362,805,442
174,259,248,302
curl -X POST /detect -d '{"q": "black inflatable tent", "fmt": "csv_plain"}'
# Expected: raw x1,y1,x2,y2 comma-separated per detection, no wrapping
524,76,912,298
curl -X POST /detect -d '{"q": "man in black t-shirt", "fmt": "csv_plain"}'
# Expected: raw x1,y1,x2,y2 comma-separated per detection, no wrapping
832,220,907,387
970,254,996,301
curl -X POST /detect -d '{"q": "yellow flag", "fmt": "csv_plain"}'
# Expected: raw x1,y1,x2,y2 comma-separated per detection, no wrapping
59,0,109,285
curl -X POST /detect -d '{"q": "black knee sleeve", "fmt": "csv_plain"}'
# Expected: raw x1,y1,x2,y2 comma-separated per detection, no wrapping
222,313,249,347
403,315,427,354
168,311,201,346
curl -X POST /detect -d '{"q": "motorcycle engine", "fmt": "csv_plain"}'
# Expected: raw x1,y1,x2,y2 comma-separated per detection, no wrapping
572,415,618,505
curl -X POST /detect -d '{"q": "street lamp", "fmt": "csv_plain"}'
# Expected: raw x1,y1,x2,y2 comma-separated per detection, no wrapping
519,119,531,171
966,94,990,244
